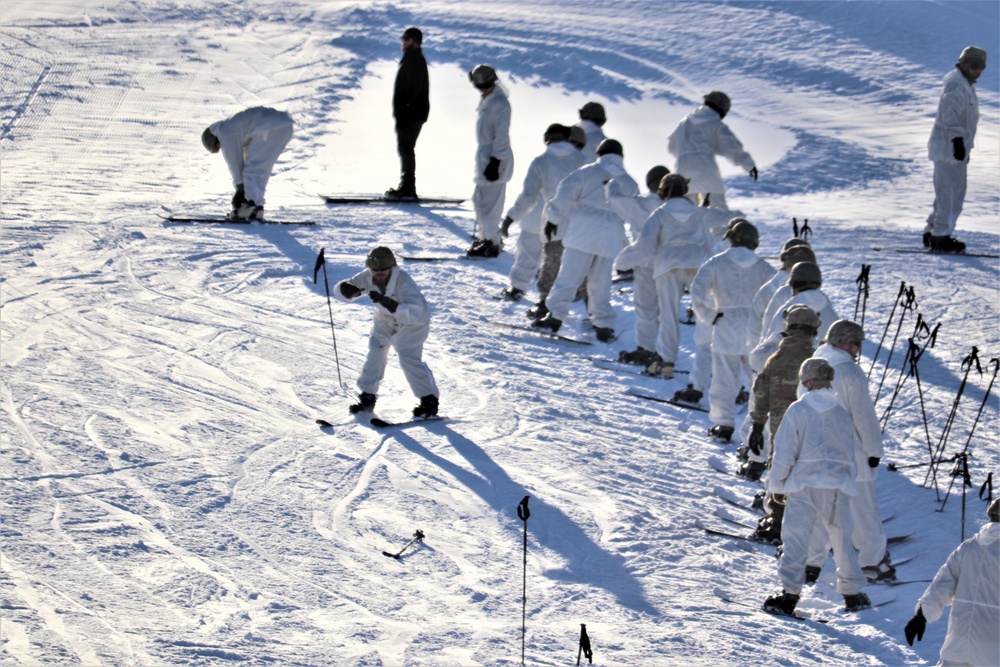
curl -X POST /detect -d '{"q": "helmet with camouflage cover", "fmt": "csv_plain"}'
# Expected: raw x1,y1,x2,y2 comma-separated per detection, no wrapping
469,64,498,89
789,261,822,290
780,245,816,269
366,246,397,271
568,125,587,150
784,305,821,335
657,173,690,200
826,319,865,347
578,101,607,126
645,165,670,192
799,357,835,388
703,91,732,118
723,220,760,250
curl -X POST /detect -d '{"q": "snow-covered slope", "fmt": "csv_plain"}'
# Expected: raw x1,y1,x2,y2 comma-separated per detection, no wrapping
1,2,997,665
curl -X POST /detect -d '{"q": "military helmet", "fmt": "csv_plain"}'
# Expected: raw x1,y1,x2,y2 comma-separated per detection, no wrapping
657,173,690,199
724,220,760,250
201,127,219,153
780,245,816,268
782,237,811,252
958,46,987,69
568,125,587,150
826,319,865,346
578,101,607,125
543,123,571,144
645,165,670,192
799,357,835,387
469,64,498,88
784,305,821,333
789,261,822,289
366,246,397,271
596,138,623,156
703,90,732,118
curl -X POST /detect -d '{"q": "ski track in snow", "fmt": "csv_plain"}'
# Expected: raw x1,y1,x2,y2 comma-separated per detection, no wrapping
1,1,997,665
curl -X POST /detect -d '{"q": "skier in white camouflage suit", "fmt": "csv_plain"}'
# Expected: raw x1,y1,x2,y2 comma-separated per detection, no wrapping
335,247,439,419
467,64,513,258
763,358,870,617
201,106,294,220
613,173,716,378
802,320,890,585
532,139,639,343
667,91,758,209
689,220,775,441
499,123,586,303
905,498,999,667
607,164,672,367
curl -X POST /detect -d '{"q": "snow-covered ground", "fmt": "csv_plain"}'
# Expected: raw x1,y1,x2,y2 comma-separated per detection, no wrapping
1,1,998,665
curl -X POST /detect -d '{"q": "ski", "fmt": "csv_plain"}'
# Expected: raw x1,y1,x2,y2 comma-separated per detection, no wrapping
708,455,763,483
370,416,446,429
871,246,998,259
590,357,689,377
321,194,464,205
696,518,763,544
887,529,915,544
715,506,758,530
401,255,493,262
159,214,316,225
714,587,827,623
489,321,593,346
627,389,709,412
713,485,766,516
884,578,933,587
316,418,335,429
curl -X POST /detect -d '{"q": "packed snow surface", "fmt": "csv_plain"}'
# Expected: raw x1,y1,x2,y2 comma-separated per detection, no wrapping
1,1,998,665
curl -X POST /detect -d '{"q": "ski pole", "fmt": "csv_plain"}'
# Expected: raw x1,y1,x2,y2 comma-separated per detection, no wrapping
924,347,981,496
980,471,994,505
382,529,425,559
577,623,593,665
800,219,812,240
887,453,959,472
938,454,972,539
869,281,907,379
873,286,917,404
879,319,938,433
853,264,871,328
313,248,345,391
939,358,998,510
517,496,530,666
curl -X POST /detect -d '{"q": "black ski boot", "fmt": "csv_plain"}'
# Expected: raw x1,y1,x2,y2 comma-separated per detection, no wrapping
804,565,822,585
843,592,872,612
863,552,897,583
929,235,966,253
349,392,377,414
466,239,501,258
620,347,654,365
532,313,562,333
673,385,703,404
708,424,734,443
735,386,749,405
737,460,766,482
594,327,615,343
526,300,548,319
922,231,932,248
413,394,439,418
501,286,525,301
763,591,800,616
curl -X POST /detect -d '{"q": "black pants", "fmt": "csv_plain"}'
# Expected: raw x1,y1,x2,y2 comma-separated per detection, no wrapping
395,122,423,191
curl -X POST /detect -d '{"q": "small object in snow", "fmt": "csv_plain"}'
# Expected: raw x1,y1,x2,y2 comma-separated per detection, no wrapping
321,194,464,205
628,389,710,412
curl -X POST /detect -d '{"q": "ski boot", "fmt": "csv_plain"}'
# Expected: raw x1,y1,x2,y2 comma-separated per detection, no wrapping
531,313,562,333
921,231,932,248
385,186,418,201
736,460,766,482
863,552,897,583
466,239,501,258
673,385,703,404
843,592,872,612
413,394,439,418
929,235,966,253
751,515,782,546
735,386,749,405
349,392,377,415
501,286,525,301
231,200,264,220
804,565,822,585
526,301,548,319
619,347,652,365
708,424,734,443
646,359,674,379
594,327,615,343
763,591,800,616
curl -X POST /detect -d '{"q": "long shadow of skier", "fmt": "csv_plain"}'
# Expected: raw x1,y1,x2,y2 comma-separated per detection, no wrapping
385,424,659,616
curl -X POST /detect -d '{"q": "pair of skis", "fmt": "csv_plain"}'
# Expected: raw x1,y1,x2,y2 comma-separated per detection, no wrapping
316,415,446,430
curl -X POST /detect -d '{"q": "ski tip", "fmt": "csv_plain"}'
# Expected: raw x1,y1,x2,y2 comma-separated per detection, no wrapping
316,419,334,428
381,550,400,559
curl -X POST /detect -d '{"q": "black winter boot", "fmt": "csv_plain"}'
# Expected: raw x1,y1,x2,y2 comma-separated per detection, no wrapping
349,392,377,414
763,591,800,616
843,592,872,612
804,565,822,584
674,385,703,404
413,394,439,418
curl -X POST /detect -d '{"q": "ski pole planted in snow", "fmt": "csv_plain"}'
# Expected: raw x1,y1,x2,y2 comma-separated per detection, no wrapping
382,529,424,559
869,281,907,379
517,495,530,666
853,263,870,328
313,248,344,391
873,285,917,404
924,347,981,498
939,357,998,512
576,623,593,665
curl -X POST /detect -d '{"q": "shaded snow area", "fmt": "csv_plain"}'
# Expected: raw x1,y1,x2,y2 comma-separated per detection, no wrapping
2,1,998,665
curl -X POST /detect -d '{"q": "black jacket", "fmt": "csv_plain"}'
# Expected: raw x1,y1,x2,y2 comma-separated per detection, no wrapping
393,48,429,127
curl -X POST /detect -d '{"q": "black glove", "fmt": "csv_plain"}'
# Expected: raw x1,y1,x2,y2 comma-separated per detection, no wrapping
484,156,501,182
712,312,724,325
905,607,926,646
544,221,557,242
868,456,880,468
500,216,514,238
952,137,966,161
339,282,362,299
749,167,759,181
232,184,247,210
369,291,398,313
749,422,765,456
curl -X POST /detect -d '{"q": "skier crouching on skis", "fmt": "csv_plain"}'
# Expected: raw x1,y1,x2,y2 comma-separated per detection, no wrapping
335,247,439,418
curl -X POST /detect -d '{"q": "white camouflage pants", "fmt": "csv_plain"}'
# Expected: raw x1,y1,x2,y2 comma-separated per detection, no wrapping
806,479,887,569
472,181,506,244
925,160,968,238
632,265,658,352
546,248,615,330
508,229,543,292
654,268,696,364
779,487,866,596
357,323,438,399
243,122,294,205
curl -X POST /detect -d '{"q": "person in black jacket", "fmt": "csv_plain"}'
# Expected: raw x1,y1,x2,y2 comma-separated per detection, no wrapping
386,27,429,199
